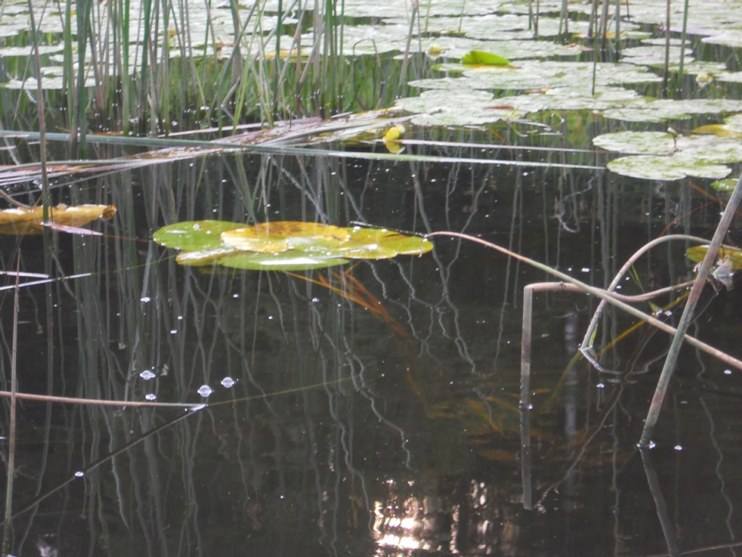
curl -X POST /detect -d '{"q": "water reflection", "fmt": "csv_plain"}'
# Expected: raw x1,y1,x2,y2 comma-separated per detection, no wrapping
1,139,741,555
373,479,521,556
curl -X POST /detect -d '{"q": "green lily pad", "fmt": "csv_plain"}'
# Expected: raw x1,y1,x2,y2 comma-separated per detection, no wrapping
219,251,350,271
153,220,433,271
152,220,244,251
717,71,742,84
693,114,742,139
602,98,742,123
595,130,742,181
337,227,433,258
686,245,742,270
221,221,352,254
175,247,244,267
607,155,731,181
710,178,739,192
395,88,523,126
460,50,510,66
593,131,677,156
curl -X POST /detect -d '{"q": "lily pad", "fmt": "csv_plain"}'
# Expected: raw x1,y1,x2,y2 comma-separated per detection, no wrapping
0,204,116,235
595,130,742,180
221,222,352,254
606,155,731,181
710,178,739,192
395,88,524,127
153,220,433,271
686,245,742,270
593,131,677,156
693,114,742,139
602,98,742,123
152,220,244,251
337,227,432,258
460,50,510,67
219,251,350,271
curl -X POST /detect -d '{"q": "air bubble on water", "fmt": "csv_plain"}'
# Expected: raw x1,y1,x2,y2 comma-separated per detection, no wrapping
311,297,320,303
140,296,151,303
74,471,85,478
145,393,157,401
221,377,236,388
170,329,177,335
724,369,732,375
674,444,682,451
139,369,156,381
596,382,605,389
197,385,213,398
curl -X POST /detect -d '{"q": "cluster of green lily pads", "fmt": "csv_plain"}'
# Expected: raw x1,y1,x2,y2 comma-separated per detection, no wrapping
592,114,742,181
153,221,433,271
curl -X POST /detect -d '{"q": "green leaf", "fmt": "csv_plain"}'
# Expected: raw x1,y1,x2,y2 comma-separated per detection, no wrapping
710,178,739,192
686,245,742,270
175,247,243,266
152,220,244,251
153,220,433,271
460,50,510,66
338,228,433,259
221,222,352,253
219,251,350,271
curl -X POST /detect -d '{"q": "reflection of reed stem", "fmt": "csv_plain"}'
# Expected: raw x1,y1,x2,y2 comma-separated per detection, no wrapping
428,231,742,372
580,233,713,355
1,259,20,554
2,407,203,525
639,448,680,556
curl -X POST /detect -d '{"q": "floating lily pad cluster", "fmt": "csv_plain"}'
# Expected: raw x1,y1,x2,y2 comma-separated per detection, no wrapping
594,116,742,180
153,220,433,271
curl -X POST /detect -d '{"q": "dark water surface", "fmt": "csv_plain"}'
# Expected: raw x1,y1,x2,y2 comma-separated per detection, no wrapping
2,140,742,556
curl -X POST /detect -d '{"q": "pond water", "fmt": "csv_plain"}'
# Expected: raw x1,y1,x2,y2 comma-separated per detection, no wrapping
2,0,742,554
1,138,742,556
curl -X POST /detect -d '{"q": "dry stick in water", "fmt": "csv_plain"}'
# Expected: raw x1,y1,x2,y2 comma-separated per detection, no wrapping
640,172,742,446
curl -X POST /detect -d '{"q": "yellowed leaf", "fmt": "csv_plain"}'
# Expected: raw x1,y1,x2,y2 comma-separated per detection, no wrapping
0,204,116,235
221,221,352,253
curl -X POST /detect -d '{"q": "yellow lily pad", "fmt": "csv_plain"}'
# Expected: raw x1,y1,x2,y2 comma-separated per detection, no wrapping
686,245,742,270
0,204,116,235
154,220,433,271
221,222,352,254
337,227,433,259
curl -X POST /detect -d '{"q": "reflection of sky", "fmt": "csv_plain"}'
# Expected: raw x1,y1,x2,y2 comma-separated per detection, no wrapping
372,479,519,556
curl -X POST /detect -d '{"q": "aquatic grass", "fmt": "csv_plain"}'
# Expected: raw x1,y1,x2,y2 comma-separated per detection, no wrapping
25,0,50,214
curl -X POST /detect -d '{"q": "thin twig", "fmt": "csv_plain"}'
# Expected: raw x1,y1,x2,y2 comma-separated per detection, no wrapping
0,391,203,409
